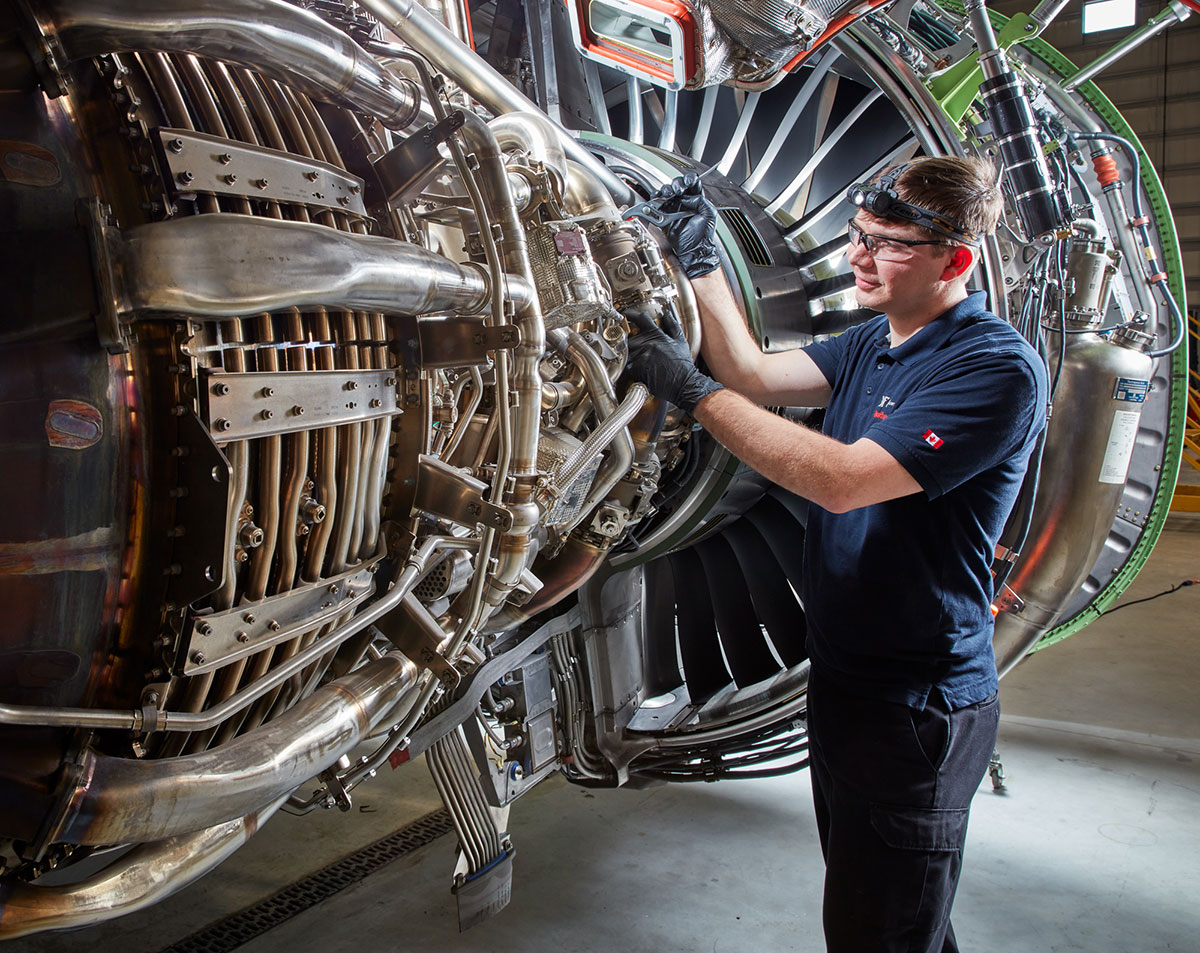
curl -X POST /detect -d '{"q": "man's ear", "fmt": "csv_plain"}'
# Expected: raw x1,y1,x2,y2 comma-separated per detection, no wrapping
941,245,974,280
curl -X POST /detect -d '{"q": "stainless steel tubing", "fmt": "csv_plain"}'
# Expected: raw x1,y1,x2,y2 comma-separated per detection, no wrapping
490,111,569,191
50,652,418,845
113,214,533,317
0,797,287,940
1064,1,1193,91
35,0,421,129
555,383,647,495
357,0,634,205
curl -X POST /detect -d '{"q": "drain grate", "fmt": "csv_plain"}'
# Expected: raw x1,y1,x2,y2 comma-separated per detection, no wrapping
161,808,454,953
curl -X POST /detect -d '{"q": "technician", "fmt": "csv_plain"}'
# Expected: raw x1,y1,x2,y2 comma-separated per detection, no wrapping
623,157,1048,953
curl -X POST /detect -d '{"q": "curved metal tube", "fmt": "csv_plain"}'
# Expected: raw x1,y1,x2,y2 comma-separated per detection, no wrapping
0,797,287,940
556,383,648,494
357,0,633,204
114,213,531,317
37,0,421,129
490,111,569,191
49,652,417,846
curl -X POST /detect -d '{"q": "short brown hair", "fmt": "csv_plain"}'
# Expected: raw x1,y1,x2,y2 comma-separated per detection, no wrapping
887,156,1004,242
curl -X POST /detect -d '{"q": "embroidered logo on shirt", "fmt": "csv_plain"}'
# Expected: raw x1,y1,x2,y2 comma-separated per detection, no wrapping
923,429,945,449
873,410,888,419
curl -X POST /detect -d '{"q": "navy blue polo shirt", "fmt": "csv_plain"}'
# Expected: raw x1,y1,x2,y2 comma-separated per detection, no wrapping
801,291,1047,711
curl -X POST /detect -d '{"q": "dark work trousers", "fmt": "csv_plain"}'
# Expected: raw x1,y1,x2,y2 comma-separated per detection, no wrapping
806,666,1000,953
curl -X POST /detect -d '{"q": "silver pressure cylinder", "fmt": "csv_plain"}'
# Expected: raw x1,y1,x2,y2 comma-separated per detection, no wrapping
993,320,1155,674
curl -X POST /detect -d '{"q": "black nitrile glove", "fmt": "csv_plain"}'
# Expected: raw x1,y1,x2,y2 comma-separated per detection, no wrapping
623,306,723,414
650,173,720,279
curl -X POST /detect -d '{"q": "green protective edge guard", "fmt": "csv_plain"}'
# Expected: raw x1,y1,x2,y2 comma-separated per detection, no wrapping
937,1,1189,650
576,133,748,566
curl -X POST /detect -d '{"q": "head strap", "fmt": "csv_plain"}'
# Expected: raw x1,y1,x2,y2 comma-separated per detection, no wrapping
846,160,981,245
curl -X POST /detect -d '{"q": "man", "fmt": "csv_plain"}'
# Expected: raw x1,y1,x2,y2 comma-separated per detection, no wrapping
624,157,1048,953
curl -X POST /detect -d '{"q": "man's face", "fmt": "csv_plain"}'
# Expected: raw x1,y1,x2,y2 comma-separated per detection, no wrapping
846,212,961,316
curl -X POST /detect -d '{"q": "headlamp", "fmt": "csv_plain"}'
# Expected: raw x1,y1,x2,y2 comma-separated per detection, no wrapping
846,161,981,246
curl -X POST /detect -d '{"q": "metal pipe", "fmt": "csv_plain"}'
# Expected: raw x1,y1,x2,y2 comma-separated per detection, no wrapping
48,652,417,846
37,0,421,128
1064,1,1193,91
356,0,634,205
0,797,288,939
555,383,647,496
113,214,531,318
490,111,569,192
1027,0,1073,31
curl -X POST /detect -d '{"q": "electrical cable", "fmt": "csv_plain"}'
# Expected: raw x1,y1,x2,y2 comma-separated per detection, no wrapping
1101,579,1198,615
1073,131,1185,358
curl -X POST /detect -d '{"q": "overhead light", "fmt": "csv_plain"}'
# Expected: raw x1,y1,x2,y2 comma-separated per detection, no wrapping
1082,0,1137,34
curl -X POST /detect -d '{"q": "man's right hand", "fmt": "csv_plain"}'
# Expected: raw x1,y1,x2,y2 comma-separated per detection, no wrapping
646,173,720,279
623,306,723,414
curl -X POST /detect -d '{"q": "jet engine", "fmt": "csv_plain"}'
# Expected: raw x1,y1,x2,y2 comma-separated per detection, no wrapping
0,0,1187,936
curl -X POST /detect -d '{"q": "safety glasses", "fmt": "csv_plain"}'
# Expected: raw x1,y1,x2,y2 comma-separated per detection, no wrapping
846,218,955,262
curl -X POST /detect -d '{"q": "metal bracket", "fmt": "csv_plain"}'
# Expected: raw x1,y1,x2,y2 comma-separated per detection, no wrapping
78,199,127,353
373,110,466,203
416,318,520,369
166,411,232,609
412,454,512,531
155,127,367,216
993,583,1026,614
182,562,377,675
202,368,399,441
375,593,461,688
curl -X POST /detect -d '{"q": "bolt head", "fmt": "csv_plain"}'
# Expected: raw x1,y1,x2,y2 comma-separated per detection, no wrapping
236,631,250,643
214,417,232,432
191,651,207,665
168,138,184,153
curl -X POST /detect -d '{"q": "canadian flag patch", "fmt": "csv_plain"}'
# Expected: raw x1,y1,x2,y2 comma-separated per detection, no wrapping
923,429,944,449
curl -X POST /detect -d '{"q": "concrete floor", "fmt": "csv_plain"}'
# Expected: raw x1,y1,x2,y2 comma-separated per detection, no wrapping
9,517,1198,953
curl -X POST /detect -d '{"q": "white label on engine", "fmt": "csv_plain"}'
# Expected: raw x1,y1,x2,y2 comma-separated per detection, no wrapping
1099,409,1141,484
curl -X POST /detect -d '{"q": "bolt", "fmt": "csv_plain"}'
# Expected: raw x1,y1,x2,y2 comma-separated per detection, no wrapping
197,620,213,636
219,152,232,164
385,377,397,386
369,398,382,408
261,409,273,420
212,381,230,396
260,386,275,397
177,170,194,185
305,170,319,181
338,196,350,206
243,612,256,624
292,405,305,416
167,138,184,153
145,691,160,705
223,173,237,185
329,584,340,594
255,178,269,189
214,417,232,432
350,184,361,194
236,631,250,643
268,620,281,631
239,523,264,548
191,651,207,665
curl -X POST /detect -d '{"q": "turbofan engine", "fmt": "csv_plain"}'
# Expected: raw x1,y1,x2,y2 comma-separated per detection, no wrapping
0,0,1187,937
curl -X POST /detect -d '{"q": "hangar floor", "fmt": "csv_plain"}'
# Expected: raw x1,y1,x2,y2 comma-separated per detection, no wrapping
10,517,1198,953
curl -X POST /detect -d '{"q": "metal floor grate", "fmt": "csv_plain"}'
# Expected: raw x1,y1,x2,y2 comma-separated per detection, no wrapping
160,808,455,953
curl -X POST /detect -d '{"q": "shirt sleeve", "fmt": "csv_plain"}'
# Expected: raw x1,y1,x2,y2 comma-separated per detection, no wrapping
802,332,851,390
864,349,1046,498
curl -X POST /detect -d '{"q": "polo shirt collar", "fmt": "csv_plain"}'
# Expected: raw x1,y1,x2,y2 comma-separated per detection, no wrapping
874,290,989,365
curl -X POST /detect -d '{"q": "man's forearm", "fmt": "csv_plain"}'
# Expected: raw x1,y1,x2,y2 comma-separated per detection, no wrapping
691,272,833,408
692,389,921,513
